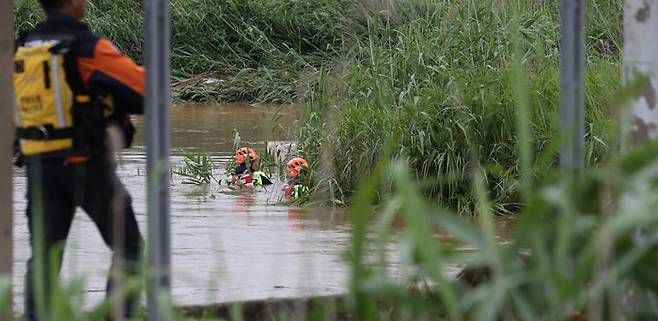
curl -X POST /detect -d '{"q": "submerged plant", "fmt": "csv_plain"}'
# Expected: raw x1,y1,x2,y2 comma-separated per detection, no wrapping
174,150,218,185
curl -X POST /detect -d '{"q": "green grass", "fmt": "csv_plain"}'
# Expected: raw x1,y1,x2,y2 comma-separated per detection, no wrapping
297,0,622,213
342,142,658,321
14,0,355,103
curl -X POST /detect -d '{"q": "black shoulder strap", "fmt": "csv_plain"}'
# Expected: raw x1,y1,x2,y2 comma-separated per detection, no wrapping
55,35,87,95
14,31,28,53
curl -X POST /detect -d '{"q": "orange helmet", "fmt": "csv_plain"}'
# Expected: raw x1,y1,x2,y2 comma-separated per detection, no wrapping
287,157,309,178
235,147,257,164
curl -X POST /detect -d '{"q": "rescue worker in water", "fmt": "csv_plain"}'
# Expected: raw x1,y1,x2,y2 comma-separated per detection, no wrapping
13,0,144,319
230,147,272,188
283,157,310,200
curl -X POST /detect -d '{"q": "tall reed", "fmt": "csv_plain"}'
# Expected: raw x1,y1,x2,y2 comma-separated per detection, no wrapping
299,0,621,213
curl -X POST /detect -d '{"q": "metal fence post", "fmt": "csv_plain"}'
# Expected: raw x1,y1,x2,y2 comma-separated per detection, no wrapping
560,0,586,176
144,0,172,319
624,0,658,143
0,1,14,320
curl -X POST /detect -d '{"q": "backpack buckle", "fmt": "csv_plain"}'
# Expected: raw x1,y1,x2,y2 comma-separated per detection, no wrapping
38,126,49,140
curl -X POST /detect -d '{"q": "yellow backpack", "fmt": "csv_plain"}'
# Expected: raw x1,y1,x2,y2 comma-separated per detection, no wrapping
13,41,85,157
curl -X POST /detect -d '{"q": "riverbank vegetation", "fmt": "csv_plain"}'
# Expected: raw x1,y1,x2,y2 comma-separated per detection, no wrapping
14,0,622,212
297,0,622,213
14,0,351,103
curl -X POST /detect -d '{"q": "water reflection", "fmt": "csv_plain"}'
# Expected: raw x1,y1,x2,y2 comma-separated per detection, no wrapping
287,208,303,230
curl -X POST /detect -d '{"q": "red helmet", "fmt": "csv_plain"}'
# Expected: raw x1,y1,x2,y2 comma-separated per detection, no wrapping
235,147,257,164
287,157,309,178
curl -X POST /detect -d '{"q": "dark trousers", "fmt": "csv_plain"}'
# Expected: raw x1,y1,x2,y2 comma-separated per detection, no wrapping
24,154,143,321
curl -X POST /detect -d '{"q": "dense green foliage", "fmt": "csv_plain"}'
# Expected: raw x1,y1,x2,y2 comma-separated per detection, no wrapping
14,0,353,102
343,142,658,321
297,0,623,213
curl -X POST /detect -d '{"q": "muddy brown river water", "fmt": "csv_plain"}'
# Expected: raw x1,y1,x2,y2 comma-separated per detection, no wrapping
11,103,365,311
10,103,513,312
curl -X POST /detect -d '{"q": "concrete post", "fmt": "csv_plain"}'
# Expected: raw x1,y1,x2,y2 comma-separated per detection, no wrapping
560,0,587,176
0,0,14,319
624,0,658,143
144,0,172,319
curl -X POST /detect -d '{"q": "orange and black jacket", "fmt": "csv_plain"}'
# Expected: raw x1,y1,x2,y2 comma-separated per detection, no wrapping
17,12,144,159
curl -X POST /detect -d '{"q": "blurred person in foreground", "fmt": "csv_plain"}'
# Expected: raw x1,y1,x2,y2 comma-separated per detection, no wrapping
13,0,145,319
